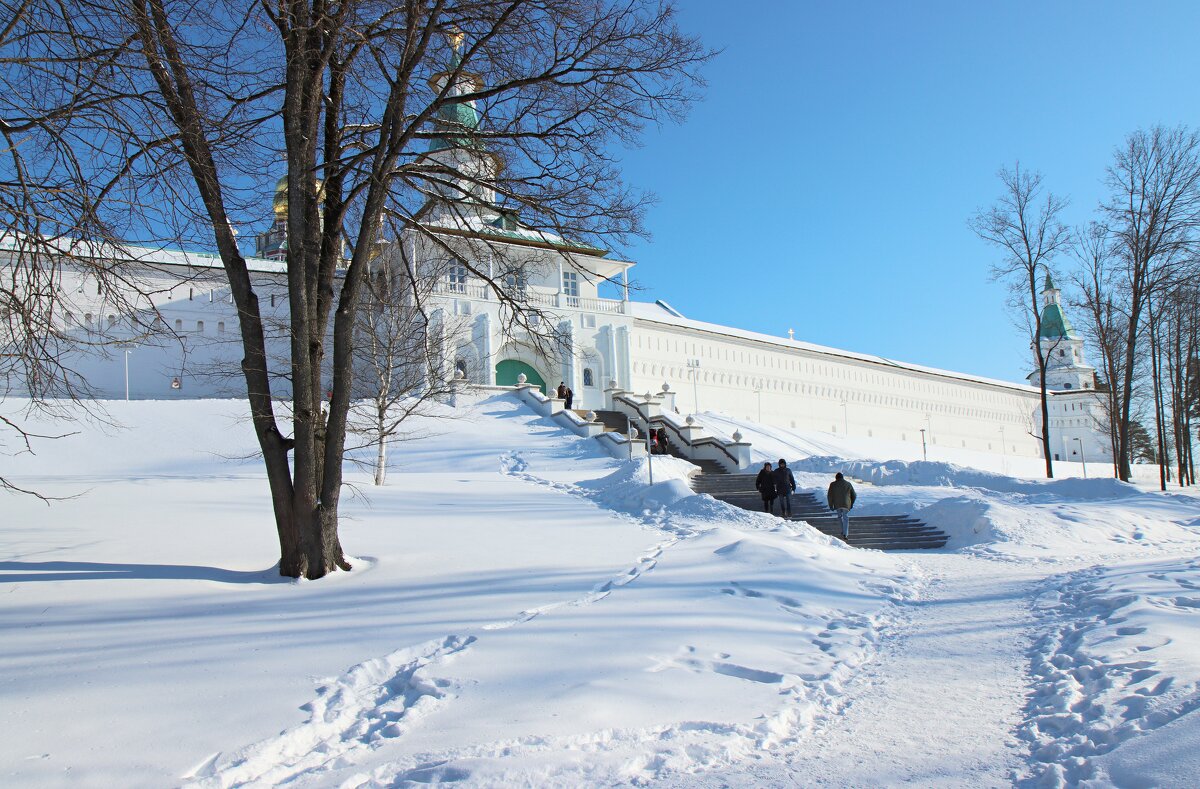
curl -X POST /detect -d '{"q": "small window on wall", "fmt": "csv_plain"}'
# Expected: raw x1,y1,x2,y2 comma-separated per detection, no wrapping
217,321,226,333
562,271,580,297
1064,383,1072,389
175,319,183,331
196,320,204,332
583,368,595,387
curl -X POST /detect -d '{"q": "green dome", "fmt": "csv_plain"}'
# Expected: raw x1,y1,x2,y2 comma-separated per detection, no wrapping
1039,303,1075,339
428,100,482,152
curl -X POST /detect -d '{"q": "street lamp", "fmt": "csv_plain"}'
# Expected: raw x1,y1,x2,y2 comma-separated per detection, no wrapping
999,425,1008,476
686,358,701,413
839,400,848,435
753,385,763,423
644,420,655,487
919,428,928,461
1073,437,1087,479
124,348,132,401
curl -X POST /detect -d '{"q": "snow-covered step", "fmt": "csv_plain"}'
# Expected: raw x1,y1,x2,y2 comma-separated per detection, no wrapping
689,476,948,551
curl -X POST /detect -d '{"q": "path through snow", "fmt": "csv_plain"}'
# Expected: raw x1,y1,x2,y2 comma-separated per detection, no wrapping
672,554,1048,787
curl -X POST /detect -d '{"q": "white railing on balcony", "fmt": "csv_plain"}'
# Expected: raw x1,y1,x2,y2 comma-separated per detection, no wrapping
432,280,490,300
431,279,626,314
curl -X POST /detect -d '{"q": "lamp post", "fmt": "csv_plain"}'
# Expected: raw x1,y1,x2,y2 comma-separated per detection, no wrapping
627,425,636,461
1074,437,1087,479
753,386,763,423
919,428,928,461
839,400,848,435
644,392,655,486
999,425,1008,476
686,358,701,414
124,349,132,401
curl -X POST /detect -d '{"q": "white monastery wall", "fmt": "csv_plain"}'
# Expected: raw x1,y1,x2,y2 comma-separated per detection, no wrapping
626,311,1045,459
6,242,1109,466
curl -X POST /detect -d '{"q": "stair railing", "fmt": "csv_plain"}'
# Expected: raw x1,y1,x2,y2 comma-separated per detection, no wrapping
608,391,751,472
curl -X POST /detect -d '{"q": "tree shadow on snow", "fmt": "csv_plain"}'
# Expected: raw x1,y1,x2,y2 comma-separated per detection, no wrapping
0,560,287,585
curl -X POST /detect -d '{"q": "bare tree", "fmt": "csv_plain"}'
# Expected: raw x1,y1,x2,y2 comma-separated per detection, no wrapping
1070,222,1127,477
23,1,709,577
0,1,178,495
1158,279,1200,486
348,239,463,486
1103,125,1200,481
971,164,1071,478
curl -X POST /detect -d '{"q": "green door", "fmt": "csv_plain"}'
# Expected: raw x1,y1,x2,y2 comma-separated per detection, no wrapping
495,359,547,391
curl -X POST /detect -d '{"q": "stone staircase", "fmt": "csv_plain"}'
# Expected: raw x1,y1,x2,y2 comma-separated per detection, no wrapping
584,409,631,434
689,472,949,551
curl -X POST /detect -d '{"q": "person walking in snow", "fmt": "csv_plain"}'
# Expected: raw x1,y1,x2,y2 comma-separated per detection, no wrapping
755,462,777,513
826,472,857,539
771,459,796,517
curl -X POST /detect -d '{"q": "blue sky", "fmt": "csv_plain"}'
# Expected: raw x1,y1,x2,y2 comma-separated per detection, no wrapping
612,1,1200,384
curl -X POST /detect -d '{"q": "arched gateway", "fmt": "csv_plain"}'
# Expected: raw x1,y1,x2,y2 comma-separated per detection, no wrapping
495,359,547,391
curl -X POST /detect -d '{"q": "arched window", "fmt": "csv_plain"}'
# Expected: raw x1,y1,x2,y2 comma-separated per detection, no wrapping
217,321,226,333
583,368,595,387
455,358,468,377
175,319,183,331
196,320,204,333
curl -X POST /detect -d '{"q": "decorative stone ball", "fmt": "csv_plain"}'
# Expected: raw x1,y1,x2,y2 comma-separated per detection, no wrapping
732,430,743,442
454,369,466,380
608,379,617,389
517,373,527,384
661,382,670,392
644,391,654,402
585,410,597,422
685,415,695,426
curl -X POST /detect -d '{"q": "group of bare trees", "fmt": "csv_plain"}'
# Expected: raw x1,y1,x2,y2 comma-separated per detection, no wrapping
2,0,708,578
974,126,1200,486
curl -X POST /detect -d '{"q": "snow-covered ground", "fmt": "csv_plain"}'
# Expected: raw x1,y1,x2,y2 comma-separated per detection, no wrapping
2,395,1199,787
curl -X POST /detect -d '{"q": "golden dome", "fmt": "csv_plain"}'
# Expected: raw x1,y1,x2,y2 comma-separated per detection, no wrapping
272,175,288,218
272,174,324,218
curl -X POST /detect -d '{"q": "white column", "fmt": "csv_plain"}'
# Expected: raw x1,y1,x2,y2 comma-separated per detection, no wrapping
616,325,631,390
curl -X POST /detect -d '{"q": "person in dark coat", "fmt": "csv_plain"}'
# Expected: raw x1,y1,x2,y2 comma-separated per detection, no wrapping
563,386,574,410
826,472,857,539
656,428,668,455
755,462,777,513
771,459,797,517
556,382,567,400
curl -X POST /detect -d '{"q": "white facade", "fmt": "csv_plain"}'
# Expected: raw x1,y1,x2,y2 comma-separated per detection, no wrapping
3,230,1110,463
0,44,1112,462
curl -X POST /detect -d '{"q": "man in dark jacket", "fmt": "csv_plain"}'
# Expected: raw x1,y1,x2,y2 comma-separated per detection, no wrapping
826,472,857,539
755,462,776,513
771,459,797,517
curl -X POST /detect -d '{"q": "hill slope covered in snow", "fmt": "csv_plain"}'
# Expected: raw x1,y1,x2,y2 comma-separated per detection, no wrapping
2,394,1199,787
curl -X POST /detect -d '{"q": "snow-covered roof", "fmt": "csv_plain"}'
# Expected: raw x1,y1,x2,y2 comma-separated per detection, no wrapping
0,234,290,275
628,300,1041,395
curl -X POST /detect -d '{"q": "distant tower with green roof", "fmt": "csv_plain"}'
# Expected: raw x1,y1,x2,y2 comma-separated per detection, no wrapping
420,28,503,214
1027,273,1093,392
